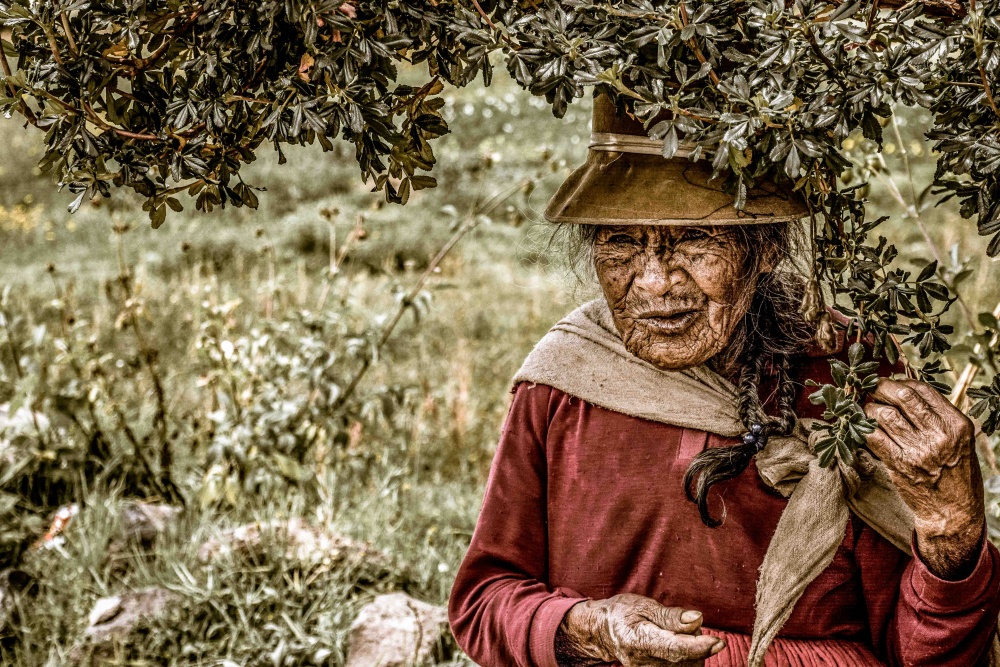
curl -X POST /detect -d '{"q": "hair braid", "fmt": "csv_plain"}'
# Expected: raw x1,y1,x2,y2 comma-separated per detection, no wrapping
682,225,814,527
774,354,798,437
684,336,765,525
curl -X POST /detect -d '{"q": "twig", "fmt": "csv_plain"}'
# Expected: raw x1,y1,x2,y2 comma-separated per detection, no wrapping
471,0,500,32
137,8,203,71
470,0,518,48
0,40,39,126
40,22,64,66
0,302,50,450
969,0,1000,119
331,181,529,412
807,30,841,79
59,11,78,57
679,2,722,88
889,118,972,325
950,301,1000,408
102,378,172,501
977,65,1000,118
676,107,719,125
951,299,1000,474
82,99,159,141
316,214,365,311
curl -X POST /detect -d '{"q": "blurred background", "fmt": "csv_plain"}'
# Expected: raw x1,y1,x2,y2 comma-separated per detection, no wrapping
0,65,998,665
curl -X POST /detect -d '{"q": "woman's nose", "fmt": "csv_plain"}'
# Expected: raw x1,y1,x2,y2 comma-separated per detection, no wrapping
633,250,685,296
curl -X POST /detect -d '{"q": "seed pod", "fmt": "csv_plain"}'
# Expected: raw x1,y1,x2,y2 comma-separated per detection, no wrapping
815,312,839,353
799,278,823,323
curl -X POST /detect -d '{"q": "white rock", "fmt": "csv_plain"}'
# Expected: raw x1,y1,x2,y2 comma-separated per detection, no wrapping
83,587,178,644
87,595,122,627
345,593,449,667
196,518,396,580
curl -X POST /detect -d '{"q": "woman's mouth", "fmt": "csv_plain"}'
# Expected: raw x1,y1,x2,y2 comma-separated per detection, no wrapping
638,309,699,333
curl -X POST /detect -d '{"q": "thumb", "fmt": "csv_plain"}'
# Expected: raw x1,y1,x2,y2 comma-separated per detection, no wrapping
646,605,704,634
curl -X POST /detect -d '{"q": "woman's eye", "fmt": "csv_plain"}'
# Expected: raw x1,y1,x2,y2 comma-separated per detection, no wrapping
607,234,639,245
681,229,711,242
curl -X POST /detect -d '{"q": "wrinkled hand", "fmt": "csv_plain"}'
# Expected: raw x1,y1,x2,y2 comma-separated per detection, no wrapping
864,378,986,579
558,593,725,666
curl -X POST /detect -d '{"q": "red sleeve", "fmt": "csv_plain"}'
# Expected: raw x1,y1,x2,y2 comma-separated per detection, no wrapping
448,383,588,667
857,520,1000,666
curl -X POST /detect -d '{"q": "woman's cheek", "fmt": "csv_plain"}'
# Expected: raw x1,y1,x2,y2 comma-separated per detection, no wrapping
687,252,744,305
595,258,637,300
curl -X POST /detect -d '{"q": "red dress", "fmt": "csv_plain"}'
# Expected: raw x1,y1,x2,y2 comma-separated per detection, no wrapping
448,353,1000,667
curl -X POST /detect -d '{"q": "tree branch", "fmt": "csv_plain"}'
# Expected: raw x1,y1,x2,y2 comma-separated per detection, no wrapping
470,0,518,48
679,2,722,88
82,99,159,140
0,39,38,125
331,180,529,412
59,12,78,57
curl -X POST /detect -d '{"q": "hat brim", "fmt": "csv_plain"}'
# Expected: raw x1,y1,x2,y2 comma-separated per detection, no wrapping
544,151,809,225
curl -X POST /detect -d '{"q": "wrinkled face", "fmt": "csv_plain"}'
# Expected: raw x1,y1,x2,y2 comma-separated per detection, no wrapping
593,225,762,371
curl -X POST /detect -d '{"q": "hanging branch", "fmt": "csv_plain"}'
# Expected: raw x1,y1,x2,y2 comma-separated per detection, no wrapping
332,181,530,412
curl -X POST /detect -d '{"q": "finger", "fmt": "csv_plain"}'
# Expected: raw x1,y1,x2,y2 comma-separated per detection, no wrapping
871,379,936,429
642,628,725,662
864,401,914,443
864,425,904,465
644,605,704,634
900,379,975,441
900,379,951,409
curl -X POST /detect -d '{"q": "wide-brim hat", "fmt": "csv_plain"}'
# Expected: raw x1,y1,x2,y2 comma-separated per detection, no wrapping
544,96,809,225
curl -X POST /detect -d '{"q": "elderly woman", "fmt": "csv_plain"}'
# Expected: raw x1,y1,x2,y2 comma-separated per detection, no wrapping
448,97,1000,667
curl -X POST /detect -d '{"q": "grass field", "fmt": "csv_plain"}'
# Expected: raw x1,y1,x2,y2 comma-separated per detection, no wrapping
1,67,999,665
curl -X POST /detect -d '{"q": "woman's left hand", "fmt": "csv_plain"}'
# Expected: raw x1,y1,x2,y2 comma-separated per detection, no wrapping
863,378,986,580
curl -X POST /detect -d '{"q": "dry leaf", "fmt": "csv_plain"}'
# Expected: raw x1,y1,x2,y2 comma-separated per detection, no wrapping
298,53,315,82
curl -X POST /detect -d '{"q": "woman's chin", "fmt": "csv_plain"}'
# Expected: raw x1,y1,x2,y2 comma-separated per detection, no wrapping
627,339,721,371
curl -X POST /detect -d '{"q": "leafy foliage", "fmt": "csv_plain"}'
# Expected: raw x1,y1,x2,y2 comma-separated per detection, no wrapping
2,0,1000,464
0,235,430,569
807,342,880,468
971,375,1000,435
195,298,419,509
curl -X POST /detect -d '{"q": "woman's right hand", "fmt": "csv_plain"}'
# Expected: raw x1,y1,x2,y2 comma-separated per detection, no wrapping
557,593,726,667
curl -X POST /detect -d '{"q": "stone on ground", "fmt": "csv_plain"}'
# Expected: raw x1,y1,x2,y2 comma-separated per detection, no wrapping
197,518,399,582
345,593,450,667
82,587,178,644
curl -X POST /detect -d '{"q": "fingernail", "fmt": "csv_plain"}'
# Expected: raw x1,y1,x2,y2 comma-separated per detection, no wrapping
680,610,702,623
711,640,726,655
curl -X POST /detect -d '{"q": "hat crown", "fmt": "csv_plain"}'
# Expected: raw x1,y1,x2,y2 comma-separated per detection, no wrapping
544,94,810,226
592,95,651,137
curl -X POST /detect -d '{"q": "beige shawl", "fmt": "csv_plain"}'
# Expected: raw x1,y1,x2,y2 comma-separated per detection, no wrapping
512,299,922,666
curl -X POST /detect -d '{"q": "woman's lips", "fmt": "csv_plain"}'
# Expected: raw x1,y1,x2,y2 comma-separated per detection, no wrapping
638,309,699,333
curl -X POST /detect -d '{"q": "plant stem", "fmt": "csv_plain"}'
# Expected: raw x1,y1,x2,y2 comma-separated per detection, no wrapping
470,0,518,49
332,181,528,413
114,229,184,506
873,121,977,333
59,12,78,57
0,40,39,126
40,21,63,66
0,303,49,450
679,2,722,88
969,0,1000,119
950,301,1000,408
47,271,111,461
82,99,159,141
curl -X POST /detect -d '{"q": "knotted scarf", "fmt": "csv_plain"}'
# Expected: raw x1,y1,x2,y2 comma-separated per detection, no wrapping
512,298,927,666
